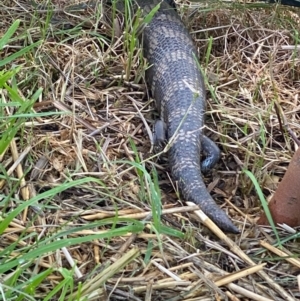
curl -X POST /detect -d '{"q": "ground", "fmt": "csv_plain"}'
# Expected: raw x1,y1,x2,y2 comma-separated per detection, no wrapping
0,0,300,300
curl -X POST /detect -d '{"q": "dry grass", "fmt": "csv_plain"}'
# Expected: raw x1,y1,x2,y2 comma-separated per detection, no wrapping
0,0,300,300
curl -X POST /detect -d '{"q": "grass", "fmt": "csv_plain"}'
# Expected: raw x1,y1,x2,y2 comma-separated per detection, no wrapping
0,0,300,300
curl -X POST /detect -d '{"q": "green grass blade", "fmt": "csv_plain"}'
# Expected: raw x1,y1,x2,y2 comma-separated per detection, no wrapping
0,20,20,50
243,169,282,247
0,41,41,67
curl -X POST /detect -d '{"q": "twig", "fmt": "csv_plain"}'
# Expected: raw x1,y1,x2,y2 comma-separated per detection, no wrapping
186,201,295,301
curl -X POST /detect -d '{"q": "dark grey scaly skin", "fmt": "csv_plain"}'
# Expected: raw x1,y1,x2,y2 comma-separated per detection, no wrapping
136,0,239,233
29,0,238,233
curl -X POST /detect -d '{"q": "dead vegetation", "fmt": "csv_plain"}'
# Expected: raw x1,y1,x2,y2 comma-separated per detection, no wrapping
0,0,300,300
